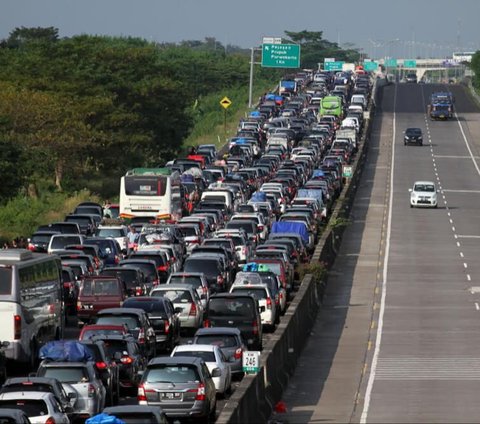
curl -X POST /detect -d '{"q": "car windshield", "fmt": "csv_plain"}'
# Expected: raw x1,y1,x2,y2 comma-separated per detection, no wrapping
123,300,166,314
112,414,158,424
169,276,202,288
145,366,200,383
172,351,216,362
81,328,126,339
414,184,435,192
82,279,119,296
0,399,48,417
152,289,192,304
101,270,138,285
195,334,238,348
1,383,55,394
51,236,81,249
183,259,220,275
230,287,267,300
31,234,52,243
96,229,123,238
96,315,140,330
102,340,129,357
208,298,255,318
42,366,89,383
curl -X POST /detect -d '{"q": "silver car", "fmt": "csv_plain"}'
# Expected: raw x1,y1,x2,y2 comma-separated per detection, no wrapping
36,360,106,420
166,272,210,309
151,284,204,334
138,356,217,421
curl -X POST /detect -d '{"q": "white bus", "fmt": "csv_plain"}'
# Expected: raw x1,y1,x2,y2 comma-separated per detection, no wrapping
0,249,64,367
119,168,184,220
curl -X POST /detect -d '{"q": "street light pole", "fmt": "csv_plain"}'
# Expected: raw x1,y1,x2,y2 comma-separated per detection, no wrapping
248,47,255,108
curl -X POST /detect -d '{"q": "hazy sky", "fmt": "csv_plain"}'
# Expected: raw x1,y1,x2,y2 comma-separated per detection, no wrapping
1,0,479,59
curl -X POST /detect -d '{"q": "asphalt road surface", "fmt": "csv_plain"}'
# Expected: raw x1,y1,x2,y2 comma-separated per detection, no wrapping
275,82,480,423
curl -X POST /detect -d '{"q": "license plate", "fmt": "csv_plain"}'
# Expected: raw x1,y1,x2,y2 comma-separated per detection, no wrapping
162,392,181,400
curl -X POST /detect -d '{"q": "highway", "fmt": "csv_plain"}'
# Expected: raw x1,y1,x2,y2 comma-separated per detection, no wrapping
275,82,480,423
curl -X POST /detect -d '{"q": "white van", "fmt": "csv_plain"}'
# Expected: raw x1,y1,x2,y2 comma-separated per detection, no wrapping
200,189,235,210
351,94,367,109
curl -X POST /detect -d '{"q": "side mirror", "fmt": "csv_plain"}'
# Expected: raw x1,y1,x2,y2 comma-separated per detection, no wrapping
211,368,222,378
259,306,266,313
408,188,413,192
67,392,77,400
174,307,183,314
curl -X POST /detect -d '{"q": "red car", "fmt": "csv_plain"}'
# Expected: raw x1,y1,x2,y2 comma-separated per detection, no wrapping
79,324,130,341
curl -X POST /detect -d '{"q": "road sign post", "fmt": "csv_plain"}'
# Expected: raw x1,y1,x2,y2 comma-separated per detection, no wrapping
261,43,300,68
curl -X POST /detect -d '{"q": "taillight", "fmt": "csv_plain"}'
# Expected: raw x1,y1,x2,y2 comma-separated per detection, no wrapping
257,225,264,231
120,355,134,364
164,320,170,334
88,266,94,273
217,275,224,286
203,319,210,328
252,320,259,335
138,384,147,402
157,265,168,272
202,286,208,296
96,361,107,370
138,328,145,344
14,315,21,340
27,243,35,251
76,301,82,312
195,383,206,401
45,417,56,424
266,297,272,309
114,255,120,264
234,347,242,360
241,246,247,254
135,286,143,296
88,383,95,398
189,302,197,316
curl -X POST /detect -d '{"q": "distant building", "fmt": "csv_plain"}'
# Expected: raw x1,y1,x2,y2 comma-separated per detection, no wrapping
452,52,475,63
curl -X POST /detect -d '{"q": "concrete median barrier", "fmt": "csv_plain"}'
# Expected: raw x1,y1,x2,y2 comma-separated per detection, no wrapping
216,76,387,424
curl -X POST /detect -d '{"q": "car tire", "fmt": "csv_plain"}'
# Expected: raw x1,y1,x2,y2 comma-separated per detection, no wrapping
410,204,413,208
404,141,407,146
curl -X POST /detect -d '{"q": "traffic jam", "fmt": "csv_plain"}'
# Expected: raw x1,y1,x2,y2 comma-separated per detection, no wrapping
1,66,372,423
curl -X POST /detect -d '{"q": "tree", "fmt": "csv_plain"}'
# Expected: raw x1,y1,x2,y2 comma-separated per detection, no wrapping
5,26,59,48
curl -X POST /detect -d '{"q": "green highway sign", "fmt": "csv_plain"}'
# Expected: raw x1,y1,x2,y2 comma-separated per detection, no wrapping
403,59,417,67
363,61,378,71
324,61,344,71
385,58,397,67
261,43,301,68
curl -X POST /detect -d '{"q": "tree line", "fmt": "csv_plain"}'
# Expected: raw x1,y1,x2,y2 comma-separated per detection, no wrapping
0,27,360,201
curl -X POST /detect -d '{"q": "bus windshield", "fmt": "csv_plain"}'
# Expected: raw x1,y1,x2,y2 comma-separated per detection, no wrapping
124,176,167,196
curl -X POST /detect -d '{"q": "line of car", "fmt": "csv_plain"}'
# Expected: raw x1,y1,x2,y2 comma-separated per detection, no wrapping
0,67,372,424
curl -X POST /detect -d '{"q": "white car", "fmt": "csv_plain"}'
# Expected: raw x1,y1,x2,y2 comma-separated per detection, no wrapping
171,344,232,397
0,391,70,423
95,225,129,254
409,181,438,208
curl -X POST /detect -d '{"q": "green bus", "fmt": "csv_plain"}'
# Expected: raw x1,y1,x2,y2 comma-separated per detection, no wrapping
320,96,343,118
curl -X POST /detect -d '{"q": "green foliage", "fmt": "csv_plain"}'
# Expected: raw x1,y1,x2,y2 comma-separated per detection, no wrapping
471,51,480,90
0,140,24,201
297,261,327,285
0,189,98,239
283,30,361,69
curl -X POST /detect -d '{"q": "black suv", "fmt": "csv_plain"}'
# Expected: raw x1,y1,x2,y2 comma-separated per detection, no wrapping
204,293,263,350
92,334,146,394
404,128,423,146
79,339,120,405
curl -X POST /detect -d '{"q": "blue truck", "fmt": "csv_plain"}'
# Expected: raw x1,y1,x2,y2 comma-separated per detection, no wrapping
428,92,454,120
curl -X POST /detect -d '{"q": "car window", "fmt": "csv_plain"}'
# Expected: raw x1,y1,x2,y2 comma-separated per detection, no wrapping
208,298,255,318
169,275,202,287
102,340,129,357
113,413,158,424
96,315,140,330
154,289,192,303
0,400,48,417
195,334,238,348
1,383,55,394
145,366,200,383
42,366,89,383
231,287,267,300
172,351,215,362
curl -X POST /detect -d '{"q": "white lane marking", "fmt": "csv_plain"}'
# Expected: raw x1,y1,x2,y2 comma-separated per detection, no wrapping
455,111,480,177
468,275,472,281
456,242,461,247
360,83,396,424
460,252,464,258
476,303,479,311
452,227,456,232
449,219,453,224
434,155,480,159
457,235,480,239
447,212,451,217
464,263,468,269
